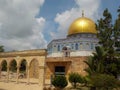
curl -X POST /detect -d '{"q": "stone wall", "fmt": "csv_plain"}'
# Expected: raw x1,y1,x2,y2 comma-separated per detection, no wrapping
0,49,46,89
45,56,88,85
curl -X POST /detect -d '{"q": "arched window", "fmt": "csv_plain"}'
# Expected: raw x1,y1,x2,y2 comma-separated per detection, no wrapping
20,59,27,78
62,46,70,57
57,45,60,51
80,43,83,50
91,43,93,49
86,43,89,50
75,43,78,50
1,60,7,71
71,44,74,50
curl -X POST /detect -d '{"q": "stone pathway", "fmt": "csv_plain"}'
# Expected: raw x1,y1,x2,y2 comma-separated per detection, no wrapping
0,81,41,90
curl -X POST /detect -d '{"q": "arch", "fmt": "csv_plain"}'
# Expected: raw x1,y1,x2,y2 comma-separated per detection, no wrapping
1,60,7,71
9,59,17,72
62,46,67,50
29,59,39,78
71,43,74,50
57,45,60,51
75,43,79,50
19,59,27,71
62,46,70,57
91,43,94,49
86,43,89,50
80,43,83,50
19,59,27,78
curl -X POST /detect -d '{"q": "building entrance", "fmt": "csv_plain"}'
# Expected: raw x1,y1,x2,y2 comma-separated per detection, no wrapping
55,66,65,75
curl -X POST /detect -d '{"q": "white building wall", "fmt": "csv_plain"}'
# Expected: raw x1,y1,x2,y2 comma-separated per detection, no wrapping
47,51,93,57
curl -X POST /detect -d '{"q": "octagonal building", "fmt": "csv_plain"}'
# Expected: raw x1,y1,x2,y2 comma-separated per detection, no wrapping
47,14,98,57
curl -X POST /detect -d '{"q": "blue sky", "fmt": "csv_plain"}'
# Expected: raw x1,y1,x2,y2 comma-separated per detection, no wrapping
39,0,119,20
0,0,120,51
101,0,120,20
39,0,120,42
38,0,75,19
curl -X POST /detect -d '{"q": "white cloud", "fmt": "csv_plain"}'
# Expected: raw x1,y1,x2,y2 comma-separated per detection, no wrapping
52,0,101,39
0,0,47,51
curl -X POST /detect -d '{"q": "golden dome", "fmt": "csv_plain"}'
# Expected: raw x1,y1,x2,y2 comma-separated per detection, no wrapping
68,17,97,36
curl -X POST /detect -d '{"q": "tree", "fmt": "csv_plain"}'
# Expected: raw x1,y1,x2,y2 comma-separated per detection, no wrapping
97,8,120,78
0,46,6,71
52,75,68,90
84,46,107,90
68,72,84,88
97,8,113,52
84,46,120,90
83,8,120,90
84,46,107,75
0,45,4,52
103,56,120,78
90,74,120,90
114,6,120,52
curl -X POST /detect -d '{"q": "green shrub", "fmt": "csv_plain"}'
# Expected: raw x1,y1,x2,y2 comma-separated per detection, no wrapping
52,75,68,90
90,74,120,90
68,72,84,88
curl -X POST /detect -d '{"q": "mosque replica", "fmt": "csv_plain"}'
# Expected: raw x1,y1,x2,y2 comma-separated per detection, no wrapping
0,13,98,89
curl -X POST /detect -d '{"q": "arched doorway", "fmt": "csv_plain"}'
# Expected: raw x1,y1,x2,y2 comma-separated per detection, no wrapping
55,66,65,75
10,60,17,72
1,60,7,79
9,59,17,79
1,60,7,72
19,59,27,78
62,46,71,57
29,59,39,78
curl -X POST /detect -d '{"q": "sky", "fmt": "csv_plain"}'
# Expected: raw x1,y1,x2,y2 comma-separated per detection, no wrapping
0,0,120,51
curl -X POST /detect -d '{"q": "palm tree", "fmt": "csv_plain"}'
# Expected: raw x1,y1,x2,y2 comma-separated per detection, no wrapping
84,46,107,75
83,46,107,90
84,46,120,90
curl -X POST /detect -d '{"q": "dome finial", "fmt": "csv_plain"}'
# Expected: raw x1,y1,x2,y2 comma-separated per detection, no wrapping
82,10,84,17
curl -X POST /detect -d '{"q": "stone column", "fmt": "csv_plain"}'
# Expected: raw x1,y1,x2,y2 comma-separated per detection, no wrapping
16,66,20,83
27,66,30,84
7,66,10,82
38,66,45,89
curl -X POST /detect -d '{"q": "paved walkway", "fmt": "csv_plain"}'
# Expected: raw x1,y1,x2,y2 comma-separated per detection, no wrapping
0,81,41,90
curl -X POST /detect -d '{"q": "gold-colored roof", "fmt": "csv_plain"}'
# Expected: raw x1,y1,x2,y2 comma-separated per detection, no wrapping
68,17,97,35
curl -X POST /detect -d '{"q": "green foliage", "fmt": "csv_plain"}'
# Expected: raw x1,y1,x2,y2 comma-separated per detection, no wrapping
0,46,5,71
84,46,120,89
82,7,120,90
96,7,120,78
0,46,4,52
85,46,120,78
20,60,26,72
1,60,7,71
84,46,107,75
10,60,17,72
114,6,120,52
90,74,120,90
97,8,113,51
52,75,68,89
103,58,120,78
68,72,84,88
